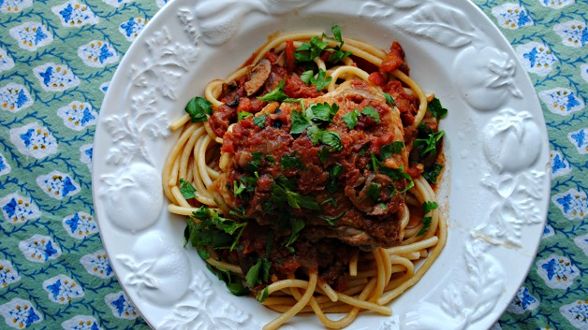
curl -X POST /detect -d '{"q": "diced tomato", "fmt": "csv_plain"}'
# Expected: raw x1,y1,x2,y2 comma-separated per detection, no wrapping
368,72,386,86
284,74,322,98
285,40,296,72
381,42,406,73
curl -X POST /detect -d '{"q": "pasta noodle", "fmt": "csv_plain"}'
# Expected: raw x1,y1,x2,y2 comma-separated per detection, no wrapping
164,26,447,329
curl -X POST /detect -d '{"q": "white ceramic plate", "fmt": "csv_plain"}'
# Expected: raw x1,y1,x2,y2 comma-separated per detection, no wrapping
92,0,551,329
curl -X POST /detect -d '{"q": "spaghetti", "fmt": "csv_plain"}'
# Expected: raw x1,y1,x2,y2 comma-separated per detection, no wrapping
164,25,448,329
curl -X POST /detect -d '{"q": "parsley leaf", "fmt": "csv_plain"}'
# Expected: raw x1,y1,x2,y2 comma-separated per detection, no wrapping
367,183,381,202
238,111,252,121
207,266,249,296
428,97,448,120
307,102,339,124
380,141,404,159
246,258,271,287
285,218,305,248
192,207,245,236
326,163,343,193
185,96,212,122
423,163,443,184
331,24,343,44
258,80,288,102
384,93,396,106
361,106,381,123
328,49,353,64
423,201,438,214
414,131,445,157
320,211,346,226
310,70,332,91
320,131,343,152
253,115,266,128
271,184,320,211
257,287,269,302
306,125,323,145
290,110,311,134
179,179,196,199
342,109,360,129
418,217,432,236
295,36,329,62
281,154,304,170
300,70,314,85
233,180,246,197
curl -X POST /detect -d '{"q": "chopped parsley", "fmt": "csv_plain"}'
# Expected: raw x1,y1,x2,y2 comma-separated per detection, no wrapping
257,287,270,302
414,131,445,157
271,182,320,211
295,36,329,62
258,80,288,102
380,141,404,159
307,70,332,91
208,266,249,296
238,111,252,121
328,24,352,64
342,106,381,130
361,106,380,123
300,70,314,84
306,102,339,124
285,218,305,248
290,110,311,134
423,163,443,184
246,258,271,287
289,102,342,152
233,180,246,197
253,115,266,128
367,182,381,202
320,211,346,226
179,179,196,199
326,163,343,193
418,201,438,236
342,110,360,129
428,97,448,120
281,154,304,170
184,207,246,255
185,96,212,122
384,93,396,106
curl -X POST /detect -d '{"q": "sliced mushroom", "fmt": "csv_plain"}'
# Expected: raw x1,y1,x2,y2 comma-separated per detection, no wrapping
244,59,272,96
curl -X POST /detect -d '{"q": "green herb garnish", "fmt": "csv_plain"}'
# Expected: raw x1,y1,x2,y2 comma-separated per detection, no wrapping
185,96,212,122
179,179,196,199
258,80,288,102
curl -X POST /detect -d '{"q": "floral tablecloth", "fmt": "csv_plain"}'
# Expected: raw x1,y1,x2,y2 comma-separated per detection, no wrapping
0,0,586,329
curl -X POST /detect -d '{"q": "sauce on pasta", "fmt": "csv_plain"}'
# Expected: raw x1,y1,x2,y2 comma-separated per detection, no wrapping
164,25,447,330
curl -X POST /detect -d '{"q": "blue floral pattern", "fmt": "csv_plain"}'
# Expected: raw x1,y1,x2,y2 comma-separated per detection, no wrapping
18,234,62,263
537,255,581,289
0,83,33,113
506,287,540,314
0,0,32,13
62,211,98,239
33,62,80,92
51,1,99,27
42,274,84,304
80,250,113,279
8,22,53,52
104,292,139,320
35,171,80,200
0,260,20,288
57,101,97,131
552,188,588,220
550,150,572,178
79,144,93,169
539,88,585,116
9,122,58,158
491,3,534,30
61,315,102,330
554,20,588,48
77,40,119,68
0,152,12,177
0,47,15,72
568,128,588,155
0,298,42,329
119,17,148,42
560,300,588,329
516,42,558,76
0,193,41,224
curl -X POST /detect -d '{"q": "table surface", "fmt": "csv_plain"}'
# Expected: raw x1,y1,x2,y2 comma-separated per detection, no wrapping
0,0,587,329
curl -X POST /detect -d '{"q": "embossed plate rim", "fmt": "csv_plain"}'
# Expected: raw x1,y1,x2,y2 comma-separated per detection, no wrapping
92,0,551,329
